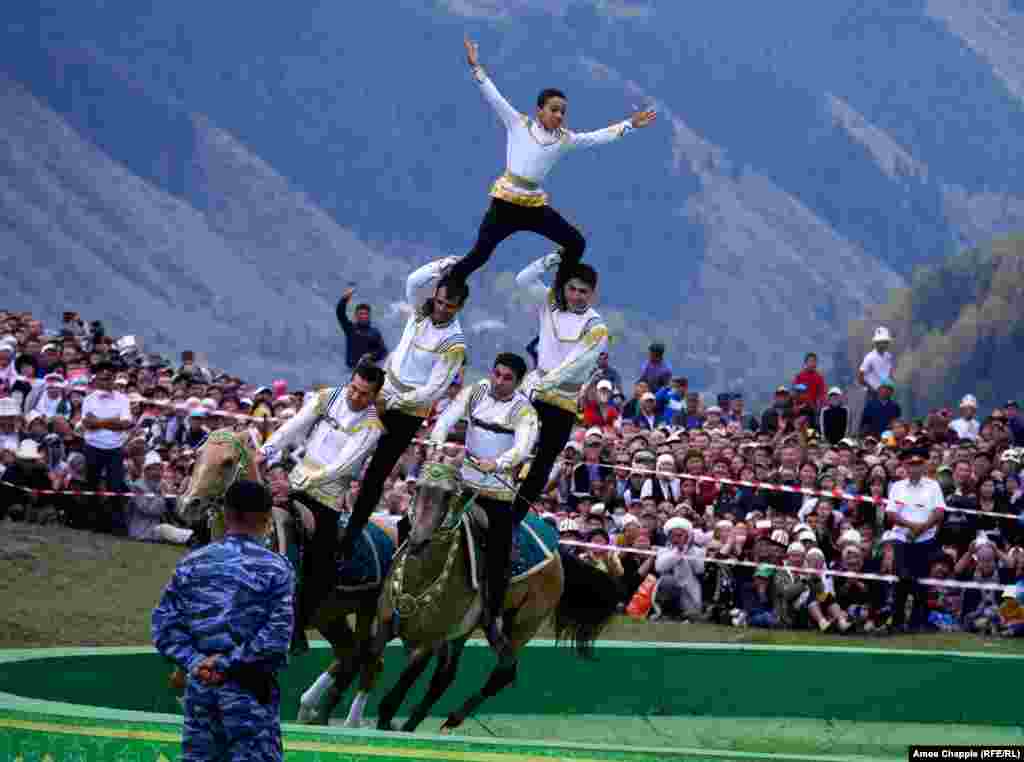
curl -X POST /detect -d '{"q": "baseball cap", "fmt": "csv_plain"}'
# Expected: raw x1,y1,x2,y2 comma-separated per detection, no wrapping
775,385,789,394
596,379,613,392
828,387,842,396
641,392,656,402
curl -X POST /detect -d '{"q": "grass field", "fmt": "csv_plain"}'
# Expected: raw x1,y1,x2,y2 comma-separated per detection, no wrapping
3,520,1021,655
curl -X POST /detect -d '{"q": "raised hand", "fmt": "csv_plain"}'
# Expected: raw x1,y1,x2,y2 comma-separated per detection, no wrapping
464,37,479,69
342,287,355,301
630,109,657,129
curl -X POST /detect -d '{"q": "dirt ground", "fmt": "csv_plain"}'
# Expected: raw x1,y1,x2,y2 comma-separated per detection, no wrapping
1,519,1021,655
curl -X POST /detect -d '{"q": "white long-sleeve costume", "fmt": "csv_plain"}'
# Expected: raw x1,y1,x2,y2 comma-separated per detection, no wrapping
263,386,383,509
430,380,539,502
473,66,634,207
515,252,610,413
381,258,467,419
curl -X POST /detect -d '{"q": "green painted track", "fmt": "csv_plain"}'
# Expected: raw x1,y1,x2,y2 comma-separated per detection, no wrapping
1,643,1021,761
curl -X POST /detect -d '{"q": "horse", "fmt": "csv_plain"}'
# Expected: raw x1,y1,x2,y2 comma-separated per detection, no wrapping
171,428,391,726
344,460,621,733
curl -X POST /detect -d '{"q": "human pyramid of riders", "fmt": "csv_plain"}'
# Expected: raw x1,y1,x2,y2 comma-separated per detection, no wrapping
152,37,656,759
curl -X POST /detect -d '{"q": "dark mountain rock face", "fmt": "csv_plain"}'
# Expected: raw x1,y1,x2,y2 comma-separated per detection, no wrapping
4,0,1023,394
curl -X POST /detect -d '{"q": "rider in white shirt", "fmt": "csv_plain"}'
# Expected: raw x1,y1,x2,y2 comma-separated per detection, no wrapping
444,37,656,287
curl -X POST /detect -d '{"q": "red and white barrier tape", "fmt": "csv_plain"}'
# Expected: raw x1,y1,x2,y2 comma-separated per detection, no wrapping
0,480,174,499
577,459,1022,522
559,539,1016,594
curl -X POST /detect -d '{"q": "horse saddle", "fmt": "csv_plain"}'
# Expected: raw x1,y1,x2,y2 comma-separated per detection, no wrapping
461,510,559,591
334,519,395,592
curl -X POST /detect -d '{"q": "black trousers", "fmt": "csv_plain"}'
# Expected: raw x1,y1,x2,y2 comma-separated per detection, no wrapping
478,495,518,621
891,539,936,629
516,400,576,514
448,199,585,284
290,491,336,638
83,444,128,534
344,410,424,550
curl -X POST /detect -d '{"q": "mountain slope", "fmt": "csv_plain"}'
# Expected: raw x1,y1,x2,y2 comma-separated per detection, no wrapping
5,0,1024,394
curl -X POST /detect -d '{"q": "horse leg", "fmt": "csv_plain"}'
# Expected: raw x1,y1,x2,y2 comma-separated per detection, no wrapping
343,598,383,729
401,638,466,732
297,612,359,725
375,645,434,732
440,654,518,733
298,659,342,725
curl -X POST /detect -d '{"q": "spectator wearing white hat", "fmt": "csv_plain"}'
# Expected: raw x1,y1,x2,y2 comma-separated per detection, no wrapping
949,394,980,442
570,428,610,509
858,327,895,394
0,341,17,393
849,326,895,436
630,391,659,431
1,440,53,522
582,378,620,431
0,396,22,454
128,451,193,545
652,517,705,621
820,387,848,446
33,374,70,418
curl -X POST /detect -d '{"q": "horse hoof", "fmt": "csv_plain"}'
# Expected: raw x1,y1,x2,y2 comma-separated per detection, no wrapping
342,719,362,729
296,705,321,725
440,718,461,734
377,721,395,732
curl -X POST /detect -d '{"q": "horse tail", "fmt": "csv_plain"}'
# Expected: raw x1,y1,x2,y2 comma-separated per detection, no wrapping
553,549,620,661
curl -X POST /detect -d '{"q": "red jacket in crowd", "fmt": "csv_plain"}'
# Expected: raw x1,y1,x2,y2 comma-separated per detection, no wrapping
793,368,826,409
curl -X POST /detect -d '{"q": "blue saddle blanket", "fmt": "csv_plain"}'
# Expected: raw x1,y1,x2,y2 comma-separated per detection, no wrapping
464,512,559,589
335,521,394,591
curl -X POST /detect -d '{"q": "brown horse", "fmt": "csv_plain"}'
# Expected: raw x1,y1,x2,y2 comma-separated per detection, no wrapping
346,461,620,733
170,429,388,725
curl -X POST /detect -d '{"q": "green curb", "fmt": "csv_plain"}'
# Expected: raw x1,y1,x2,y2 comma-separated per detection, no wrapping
1,643,1020,761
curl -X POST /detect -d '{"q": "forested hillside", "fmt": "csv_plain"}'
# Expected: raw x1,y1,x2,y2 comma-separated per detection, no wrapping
839,236,1024,416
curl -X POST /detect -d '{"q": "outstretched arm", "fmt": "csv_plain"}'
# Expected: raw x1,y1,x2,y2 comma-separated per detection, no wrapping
568,109,657,150
465,37,521,129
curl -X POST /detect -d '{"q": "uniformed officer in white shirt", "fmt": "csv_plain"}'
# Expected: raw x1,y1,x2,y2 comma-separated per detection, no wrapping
885,447,946,630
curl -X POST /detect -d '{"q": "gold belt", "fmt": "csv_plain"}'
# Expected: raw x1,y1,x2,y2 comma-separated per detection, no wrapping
502,172,540,190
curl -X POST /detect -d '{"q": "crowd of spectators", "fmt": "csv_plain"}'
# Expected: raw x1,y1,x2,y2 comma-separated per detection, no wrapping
2,307,1023,639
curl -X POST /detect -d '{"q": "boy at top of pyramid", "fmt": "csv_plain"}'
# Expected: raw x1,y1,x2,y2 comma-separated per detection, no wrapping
443,37,657,289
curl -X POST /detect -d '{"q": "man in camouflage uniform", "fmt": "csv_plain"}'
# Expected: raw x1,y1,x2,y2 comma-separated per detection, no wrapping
152,480,294,761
